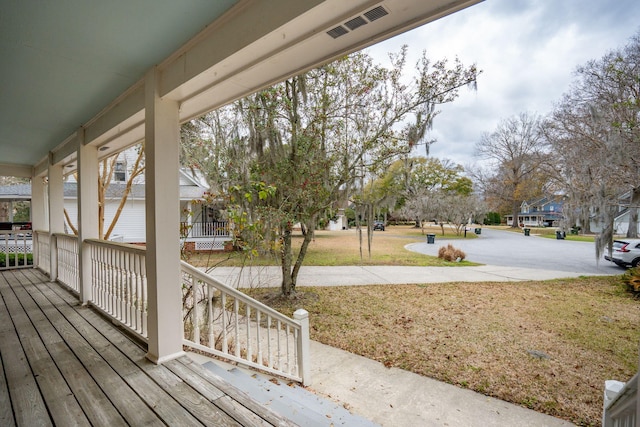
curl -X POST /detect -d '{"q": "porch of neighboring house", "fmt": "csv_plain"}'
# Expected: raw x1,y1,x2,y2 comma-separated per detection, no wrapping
0,268,297,426
180,201,233,251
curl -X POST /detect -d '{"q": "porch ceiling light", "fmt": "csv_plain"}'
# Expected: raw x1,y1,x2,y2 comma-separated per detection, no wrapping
99,146,110,151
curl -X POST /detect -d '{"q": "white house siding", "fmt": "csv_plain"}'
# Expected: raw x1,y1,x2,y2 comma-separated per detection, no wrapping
590,211,640,236
64,196,146,243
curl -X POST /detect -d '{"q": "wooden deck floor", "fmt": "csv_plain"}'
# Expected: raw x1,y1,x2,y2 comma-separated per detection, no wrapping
0,268,295,427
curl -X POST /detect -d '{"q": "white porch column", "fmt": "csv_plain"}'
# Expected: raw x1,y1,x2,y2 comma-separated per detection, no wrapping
48,159,65,281
77,129,99,305
31,176,47,229
31,174,47,266
144,69,184,364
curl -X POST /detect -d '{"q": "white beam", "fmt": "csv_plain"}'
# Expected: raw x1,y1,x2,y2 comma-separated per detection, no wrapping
144,69,184,364
0,163,33,178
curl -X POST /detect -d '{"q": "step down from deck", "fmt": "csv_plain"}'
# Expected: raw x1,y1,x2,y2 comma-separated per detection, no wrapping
202,361,379,427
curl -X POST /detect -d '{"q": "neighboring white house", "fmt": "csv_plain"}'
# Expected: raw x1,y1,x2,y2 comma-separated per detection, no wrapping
63,168,221,243
590,191,640,236
2,148,232,249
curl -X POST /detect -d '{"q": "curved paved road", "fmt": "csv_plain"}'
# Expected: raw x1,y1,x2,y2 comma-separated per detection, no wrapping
407,227,621,275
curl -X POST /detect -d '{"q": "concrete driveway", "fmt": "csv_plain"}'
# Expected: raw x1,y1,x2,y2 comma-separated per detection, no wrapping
407,227,622,275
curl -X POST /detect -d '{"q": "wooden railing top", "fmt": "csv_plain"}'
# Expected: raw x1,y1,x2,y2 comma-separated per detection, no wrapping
85,238,146,254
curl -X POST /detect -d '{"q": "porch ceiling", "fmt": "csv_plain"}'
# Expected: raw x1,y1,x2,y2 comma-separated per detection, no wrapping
0,0,482,174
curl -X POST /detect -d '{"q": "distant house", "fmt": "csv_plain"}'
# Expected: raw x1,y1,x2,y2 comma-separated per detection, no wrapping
590,190,640,236
505,196,565,227
0,155,231,250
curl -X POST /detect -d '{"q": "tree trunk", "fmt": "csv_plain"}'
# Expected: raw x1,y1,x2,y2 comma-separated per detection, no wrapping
291,222,315,287
280,222,295,296
511,202,520,228
626,187,640,238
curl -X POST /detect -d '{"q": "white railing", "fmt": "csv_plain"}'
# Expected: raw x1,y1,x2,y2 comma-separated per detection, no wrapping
87,239,148,339
0,230,33,271
35,230,51,275
603,374,637,427
181,221,231,238
180,261,310,385
55,233,79,292
44,237,309,384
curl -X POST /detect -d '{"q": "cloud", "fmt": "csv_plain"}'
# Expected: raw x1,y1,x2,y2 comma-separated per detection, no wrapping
366,0,640,167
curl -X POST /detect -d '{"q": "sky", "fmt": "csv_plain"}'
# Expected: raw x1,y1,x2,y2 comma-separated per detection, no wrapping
365,0,640,167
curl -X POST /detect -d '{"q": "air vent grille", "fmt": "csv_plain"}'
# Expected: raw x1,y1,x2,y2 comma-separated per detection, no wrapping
327,26,349,39
344,15,367,31
364,6,389,22
325,5,390,39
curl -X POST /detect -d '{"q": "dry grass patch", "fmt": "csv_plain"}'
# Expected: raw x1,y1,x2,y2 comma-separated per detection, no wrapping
188,225,479,267
247,276,640,426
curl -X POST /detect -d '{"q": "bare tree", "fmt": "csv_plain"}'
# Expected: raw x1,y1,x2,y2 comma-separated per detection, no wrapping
546,30,640,257
475,112,549,228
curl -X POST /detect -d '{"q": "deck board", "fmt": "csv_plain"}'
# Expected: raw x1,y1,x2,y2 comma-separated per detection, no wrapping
40,273,243,427
0,268,288,427
0,273,52,427
9,272,126,426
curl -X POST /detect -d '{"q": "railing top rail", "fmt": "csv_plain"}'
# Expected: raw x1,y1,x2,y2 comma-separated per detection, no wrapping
0,229,32,235
85,238,146,255
52,233,78,239
180,261,300,327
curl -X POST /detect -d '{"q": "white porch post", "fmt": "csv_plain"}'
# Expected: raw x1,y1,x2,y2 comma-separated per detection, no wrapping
31,174,46,266
77,129,99,304
31,176,46,229
48,159,65,281
144,68,184,363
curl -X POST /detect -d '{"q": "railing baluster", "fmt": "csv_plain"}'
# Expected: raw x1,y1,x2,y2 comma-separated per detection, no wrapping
192,276,199,345
286,324,291,374
221,293,228,353
134,252,142,333
234,299,240,358
246,305,252,363
207,284,213,349
256,311,262,366
267,316,272,369
277,320,282,371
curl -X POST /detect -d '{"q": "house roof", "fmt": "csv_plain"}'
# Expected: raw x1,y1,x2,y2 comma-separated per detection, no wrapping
0,182,207,202
0,0,482,175
0,184,32,201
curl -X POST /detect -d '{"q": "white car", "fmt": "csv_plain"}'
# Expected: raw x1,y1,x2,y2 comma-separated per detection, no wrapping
604,239,640,268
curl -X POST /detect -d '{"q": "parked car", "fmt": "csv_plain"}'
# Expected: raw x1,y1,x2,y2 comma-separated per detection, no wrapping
604,238,640,267
373,221,385,231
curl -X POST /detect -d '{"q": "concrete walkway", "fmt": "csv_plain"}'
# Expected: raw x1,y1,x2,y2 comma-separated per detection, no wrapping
204,264,609,289
200,264,590,426
310,341,574,427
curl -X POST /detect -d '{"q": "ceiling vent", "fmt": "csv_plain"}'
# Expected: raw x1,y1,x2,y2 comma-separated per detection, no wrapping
364,6,389,22
344,15,367,31
326,26,349,39
326,5,389,39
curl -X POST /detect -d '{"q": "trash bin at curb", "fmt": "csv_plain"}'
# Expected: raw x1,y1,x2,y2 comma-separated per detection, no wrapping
427,234,436,244
474,228,481,235
556,230,566,240
524,228,530,236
